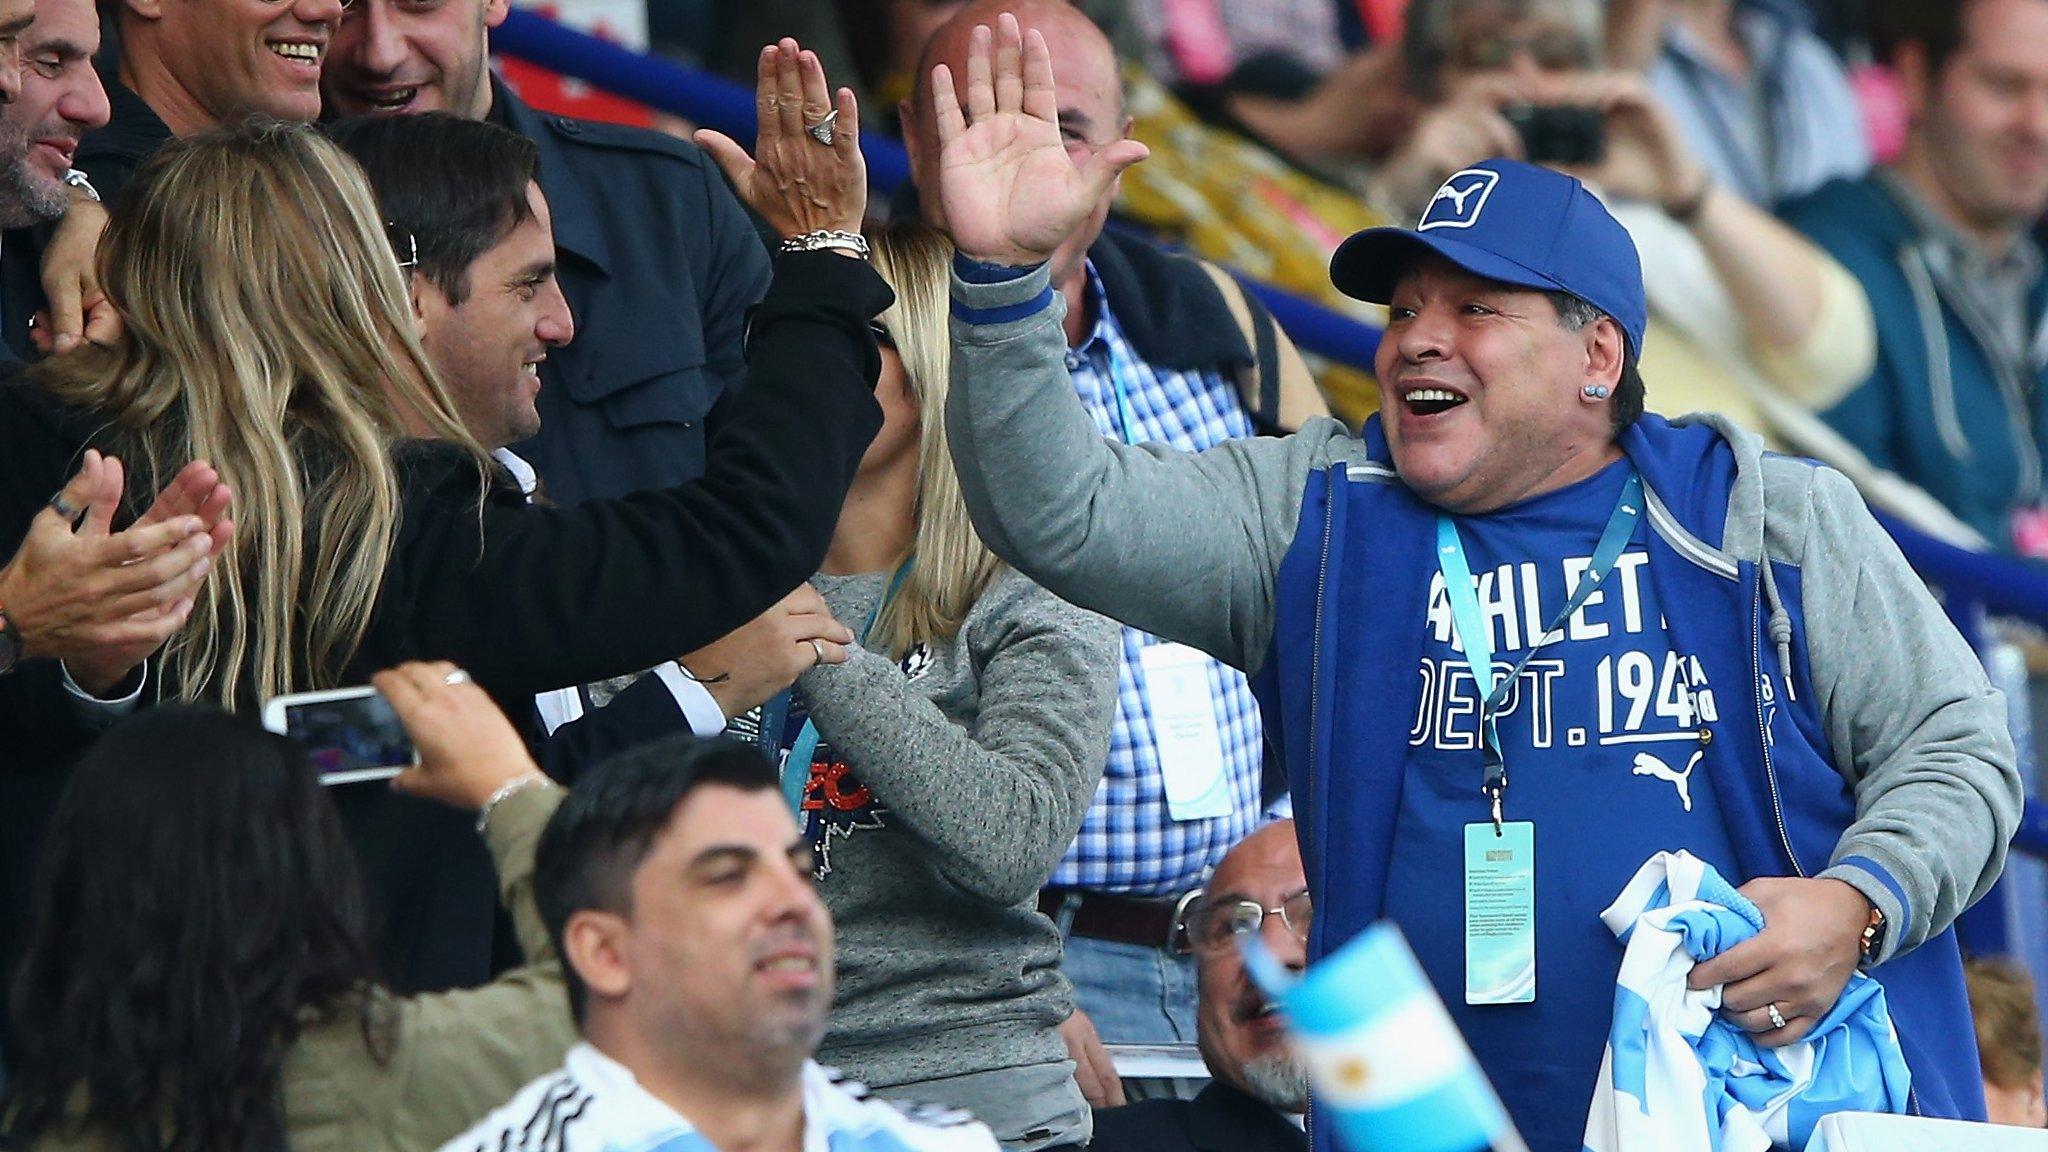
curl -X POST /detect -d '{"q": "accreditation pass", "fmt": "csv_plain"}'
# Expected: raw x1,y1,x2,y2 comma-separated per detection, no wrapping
1464,822,1536,1005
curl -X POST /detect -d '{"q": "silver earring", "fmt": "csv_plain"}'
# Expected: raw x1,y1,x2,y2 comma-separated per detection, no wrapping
1582,384,1611,400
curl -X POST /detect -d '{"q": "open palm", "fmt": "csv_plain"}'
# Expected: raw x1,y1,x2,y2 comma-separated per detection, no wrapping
931,14,1148,268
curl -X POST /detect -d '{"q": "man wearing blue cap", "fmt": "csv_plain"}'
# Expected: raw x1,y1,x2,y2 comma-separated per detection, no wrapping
927,15,2020,1149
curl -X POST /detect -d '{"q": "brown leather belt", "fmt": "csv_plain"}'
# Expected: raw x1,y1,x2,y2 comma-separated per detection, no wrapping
1038,887,1199,952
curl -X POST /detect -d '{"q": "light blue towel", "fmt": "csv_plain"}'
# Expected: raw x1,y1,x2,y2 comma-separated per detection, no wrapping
1582,851,1912,1152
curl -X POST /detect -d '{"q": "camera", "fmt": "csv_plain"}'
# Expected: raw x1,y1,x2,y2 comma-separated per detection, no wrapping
1502,104,1605,166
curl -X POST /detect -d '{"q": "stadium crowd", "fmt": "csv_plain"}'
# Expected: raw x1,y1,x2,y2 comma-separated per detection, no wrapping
0,0,2042,1149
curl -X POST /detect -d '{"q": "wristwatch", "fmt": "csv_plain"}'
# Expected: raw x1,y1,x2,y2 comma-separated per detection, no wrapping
1858,903,1888,966
0,604,21,676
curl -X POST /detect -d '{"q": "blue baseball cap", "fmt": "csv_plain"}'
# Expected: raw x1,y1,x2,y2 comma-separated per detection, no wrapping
1330,159,1646,357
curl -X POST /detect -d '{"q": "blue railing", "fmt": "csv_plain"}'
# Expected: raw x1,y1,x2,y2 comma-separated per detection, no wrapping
492,7,2046,955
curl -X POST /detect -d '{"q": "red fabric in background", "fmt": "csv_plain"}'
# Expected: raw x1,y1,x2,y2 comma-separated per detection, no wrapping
497,2,657,127
1356,0,1407,44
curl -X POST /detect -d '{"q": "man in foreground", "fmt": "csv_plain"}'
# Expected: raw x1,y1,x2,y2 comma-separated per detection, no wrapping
441,736,1000,1152
929,16,2020,1148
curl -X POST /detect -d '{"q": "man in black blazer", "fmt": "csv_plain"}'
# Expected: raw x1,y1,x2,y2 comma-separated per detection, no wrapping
327,112,848,989
1091,821,1313,1152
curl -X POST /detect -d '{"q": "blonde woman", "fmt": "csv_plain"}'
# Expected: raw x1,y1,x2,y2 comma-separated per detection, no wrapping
758,220,1117,1152
0,48,884,987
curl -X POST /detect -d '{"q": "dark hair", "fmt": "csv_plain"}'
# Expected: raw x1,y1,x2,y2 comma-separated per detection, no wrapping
1867,0,1974,73
534,735,780,1025
324,113,540,306
0,706,383,1152
1544,289,1644,432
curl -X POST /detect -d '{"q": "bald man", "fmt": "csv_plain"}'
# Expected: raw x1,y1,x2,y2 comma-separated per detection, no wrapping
900,0,1325,1049
1092,821,1311,1152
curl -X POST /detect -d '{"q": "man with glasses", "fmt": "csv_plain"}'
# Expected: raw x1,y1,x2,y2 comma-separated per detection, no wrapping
1092,820,1310,1152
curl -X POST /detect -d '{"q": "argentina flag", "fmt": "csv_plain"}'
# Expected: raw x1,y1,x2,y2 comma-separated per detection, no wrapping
1246,923,1527,1152
1582,852,1912,1152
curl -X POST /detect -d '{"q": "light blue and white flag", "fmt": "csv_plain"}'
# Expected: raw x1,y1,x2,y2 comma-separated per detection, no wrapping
1581,851,1912,1152
1246,922,1528,1152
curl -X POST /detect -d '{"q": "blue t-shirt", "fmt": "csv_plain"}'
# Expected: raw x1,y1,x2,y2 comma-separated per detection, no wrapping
1381,459,1742,1152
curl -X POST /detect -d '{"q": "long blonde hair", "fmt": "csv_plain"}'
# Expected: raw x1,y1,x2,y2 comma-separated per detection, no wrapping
864,221,1005,659
32,119,488,707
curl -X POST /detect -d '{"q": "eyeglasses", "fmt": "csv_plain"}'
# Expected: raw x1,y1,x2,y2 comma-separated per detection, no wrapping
1184,889,1312,956
385,222,418,270
869,320,896,350
1453,29,1596,73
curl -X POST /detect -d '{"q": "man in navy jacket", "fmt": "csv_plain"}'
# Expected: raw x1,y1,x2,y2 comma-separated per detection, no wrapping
931,17,2021,1148
321,0,770,505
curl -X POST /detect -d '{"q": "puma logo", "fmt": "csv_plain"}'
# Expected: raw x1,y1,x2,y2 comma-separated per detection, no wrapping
1419,170,1499,231
1632,749,1704,812
1433,180,1483,215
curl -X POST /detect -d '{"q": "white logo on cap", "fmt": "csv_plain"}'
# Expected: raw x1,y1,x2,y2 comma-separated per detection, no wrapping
1419,169,1499,231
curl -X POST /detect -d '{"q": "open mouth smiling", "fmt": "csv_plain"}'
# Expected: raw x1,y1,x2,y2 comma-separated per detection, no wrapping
1403,386,1470,417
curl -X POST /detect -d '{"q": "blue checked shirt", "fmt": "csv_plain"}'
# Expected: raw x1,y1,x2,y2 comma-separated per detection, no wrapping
1048,265,1268,897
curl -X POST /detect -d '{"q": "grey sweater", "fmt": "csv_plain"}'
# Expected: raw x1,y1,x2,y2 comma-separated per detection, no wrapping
795,566,1117,1144
943,261,2020,965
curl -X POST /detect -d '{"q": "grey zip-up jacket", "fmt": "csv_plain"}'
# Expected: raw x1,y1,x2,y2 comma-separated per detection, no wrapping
942,253,2015,967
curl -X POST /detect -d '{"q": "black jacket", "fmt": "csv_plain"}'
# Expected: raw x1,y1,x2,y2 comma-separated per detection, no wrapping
1090,1080,1308,1152
71,66,172,206
66,72,773,508
0,251,888,993
489,77,774,505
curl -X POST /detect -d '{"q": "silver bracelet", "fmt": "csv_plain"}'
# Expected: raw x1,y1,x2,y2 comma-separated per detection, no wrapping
62,169,100,203
778,229,870,260
476,774,550,834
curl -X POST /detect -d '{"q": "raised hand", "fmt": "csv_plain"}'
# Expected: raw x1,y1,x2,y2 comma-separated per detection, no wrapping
930,13,1148,267
696,39,867,241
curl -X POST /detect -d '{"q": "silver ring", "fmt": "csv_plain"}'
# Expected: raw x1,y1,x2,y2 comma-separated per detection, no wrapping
808,639,827,666
1765,1002,1787,1030
804,108,837,146
444,669,473,687
46,492,81,521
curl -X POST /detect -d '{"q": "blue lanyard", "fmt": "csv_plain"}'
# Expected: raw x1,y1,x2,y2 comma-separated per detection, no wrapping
1108,372,1142,447
781,557,914,815
1435,471,1643,831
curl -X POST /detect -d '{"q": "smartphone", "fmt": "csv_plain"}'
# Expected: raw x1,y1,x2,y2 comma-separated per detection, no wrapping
262,685,415,785
1502,104,1606,166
